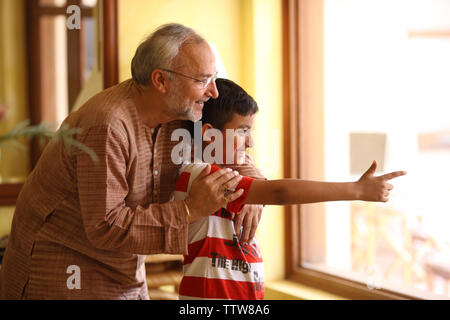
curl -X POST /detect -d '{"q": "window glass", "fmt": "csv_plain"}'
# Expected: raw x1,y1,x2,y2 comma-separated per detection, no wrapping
302,0,450,299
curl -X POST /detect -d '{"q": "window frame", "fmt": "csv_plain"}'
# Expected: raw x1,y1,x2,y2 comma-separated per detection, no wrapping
0,0,118,205
282,0,419,300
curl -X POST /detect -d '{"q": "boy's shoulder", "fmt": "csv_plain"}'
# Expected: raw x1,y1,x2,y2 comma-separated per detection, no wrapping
179,162,223,179
173,162,215,200
180,162,208,175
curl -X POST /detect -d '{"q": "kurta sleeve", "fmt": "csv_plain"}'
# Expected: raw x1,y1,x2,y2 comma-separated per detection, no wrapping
76,124,189,255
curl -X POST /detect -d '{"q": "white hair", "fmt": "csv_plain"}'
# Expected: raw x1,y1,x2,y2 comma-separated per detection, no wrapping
131,23,205,86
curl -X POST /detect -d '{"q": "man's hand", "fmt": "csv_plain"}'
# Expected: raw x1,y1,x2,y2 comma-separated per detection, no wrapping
234,204,264,244
355,160,407,202
185,164,244,222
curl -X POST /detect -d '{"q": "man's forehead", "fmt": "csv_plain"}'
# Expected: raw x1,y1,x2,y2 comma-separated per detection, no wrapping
173,42,216,75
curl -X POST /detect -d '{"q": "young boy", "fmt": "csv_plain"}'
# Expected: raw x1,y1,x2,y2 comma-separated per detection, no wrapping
173,79,406,300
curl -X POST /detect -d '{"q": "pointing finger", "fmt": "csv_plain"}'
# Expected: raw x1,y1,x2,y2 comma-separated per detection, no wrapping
381,171,407,181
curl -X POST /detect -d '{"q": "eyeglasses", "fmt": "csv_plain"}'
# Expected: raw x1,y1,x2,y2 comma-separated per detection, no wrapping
161,69,218,89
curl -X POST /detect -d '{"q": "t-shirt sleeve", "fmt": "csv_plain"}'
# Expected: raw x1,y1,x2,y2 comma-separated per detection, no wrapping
225,175,255,214
173,163,254,214
173,163,208,201
207,164,255,214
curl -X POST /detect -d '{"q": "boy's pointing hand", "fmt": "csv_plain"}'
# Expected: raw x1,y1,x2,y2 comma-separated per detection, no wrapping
355,160,407,203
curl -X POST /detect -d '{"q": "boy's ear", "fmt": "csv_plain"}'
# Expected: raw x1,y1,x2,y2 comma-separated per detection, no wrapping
151,69,168,94
201,123,214,136
202,123,215,143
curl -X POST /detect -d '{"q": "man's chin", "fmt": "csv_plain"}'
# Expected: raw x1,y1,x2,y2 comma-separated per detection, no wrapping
190,108,203,122
192,113,202,122
182,113,201,122
173,107,201,122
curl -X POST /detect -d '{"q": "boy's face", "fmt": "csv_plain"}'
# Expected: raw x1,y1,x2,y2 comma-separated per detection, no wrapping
221,113,255,165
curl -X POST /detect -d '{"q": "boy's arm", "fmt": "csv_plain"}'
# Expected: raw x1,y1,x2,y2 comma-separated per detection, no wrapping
244,160,407,205
245,179,357,205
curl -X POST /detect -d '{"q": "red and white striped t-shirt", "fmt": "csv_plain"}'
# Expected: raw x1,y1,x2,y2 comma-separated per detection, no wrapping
173,163,264,300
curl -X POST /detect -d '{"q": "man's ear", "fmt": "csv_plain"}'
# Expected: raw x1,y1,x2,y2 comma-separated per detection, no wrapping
151,69,168,94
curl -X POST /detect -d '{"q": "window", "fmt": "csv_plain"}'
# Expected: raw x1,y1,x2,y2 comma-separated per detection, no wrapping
27,0,97,166
284,0,450,299
0,0,118,205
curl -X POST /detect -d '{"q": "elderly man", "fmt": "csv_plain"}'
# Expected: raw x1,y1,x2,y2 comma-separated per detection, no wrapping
0,23,264,299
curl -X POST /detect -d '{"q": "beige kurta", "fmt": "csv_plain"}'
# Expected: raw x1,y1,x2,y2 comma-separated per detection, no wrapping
0,79,264,300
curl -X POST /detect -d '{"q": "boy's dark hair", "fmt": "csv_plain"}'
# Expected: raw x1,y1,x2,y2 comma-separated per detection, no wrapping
201,78,259,130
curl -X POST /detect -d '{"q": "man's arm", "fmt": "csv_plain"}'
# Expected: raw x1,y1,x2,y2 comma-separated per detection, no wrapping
76,124,243,255
76,124,191,255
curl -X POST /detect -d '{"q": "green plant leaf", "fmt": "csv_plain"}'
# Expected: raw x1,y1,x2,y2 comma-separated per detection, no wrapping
0,120,99,165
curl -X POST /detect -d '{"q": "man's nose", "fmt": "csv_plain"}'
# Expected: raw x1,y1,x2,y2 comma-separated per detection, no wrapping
206,79,219,99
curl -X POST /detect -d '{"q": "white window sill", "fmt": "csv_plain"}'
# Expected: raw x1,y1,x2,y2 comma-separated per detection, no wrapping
265,280,347,300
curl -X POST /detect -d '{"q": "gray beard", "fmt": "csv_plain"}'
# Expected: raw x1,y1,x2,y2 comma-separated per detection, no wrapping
166,94,198,121
165,80,201,121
